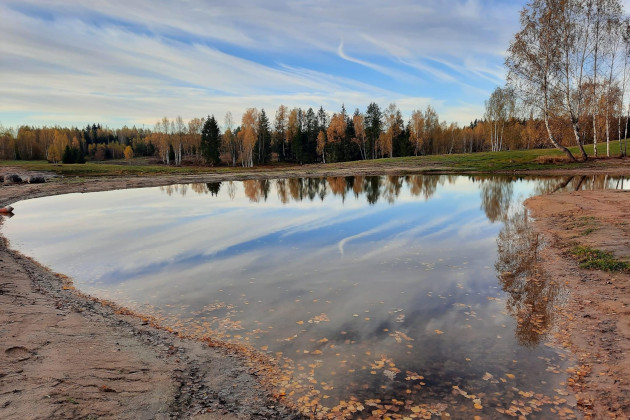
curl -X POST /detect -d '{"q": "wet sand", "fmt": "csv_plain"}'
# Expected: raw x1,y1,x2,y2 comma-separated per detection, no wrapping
526,190,630,419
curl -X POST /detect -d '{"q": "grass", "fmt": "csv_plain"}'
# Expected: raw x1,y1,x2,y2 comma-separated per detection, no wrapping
571,245,630,272
573,216,599,236
0,159,259,177
1,140,627,177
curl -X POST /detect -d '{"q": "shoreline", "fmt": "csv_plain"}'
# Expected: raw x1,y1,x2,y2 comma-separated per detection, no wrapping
0,169,309,419
1,165,629,418
526,190,630,419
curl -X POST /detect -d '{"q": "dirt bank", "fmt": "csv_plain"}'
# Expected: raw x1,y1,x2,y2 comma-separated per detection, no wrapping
526,190,630,419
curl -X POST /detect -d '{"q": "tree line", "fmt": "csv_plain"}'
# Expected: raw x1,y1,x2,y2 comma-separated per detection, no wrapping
0,102,565,166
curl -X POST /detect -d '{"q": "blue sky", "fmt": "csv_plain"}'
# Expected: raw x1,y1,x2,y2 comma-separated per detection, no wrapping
1,0,542,129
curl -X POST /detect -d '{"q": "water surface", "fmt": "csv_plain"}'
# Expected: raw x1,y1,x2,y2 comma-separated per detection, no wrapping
4,174,627,418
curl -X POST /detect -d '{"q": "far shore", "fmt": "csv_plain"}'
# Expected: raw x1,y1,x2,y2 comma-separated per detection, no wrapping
1,161,629,419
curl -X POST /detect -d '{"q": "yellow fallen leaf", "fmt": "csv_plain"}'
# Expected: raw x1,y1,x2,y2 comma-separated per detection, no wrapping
505,373,515,379
435,329,444,335
296,320,304,325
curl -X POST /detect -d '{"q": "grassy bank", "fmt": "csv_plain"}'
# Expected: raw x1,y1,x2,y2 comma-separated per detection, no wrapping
1,141,627,177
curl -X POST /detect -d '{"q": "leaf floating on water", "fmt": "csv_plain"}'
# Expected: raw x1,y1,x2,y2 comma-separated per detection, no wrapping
296,320,304,325
390,330,414,343
308,313,329,324
505,373,516,379
482,372,493,381
435,329,444,335
405,371,424,381
260,345,268,351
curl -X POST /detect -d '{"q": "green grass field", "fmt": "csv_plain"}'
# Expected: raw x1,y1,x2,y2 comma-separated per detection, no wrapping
1,141,627,177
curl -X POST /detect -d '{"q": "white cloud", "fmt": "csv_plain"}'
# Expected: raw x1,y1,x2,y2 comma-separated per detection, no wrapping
0,1,527,127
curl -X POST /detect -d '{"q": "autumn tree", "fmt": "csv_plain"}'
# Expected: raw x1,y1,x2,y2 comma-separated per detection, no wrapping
485,87,516,152
124,145,134,164
506,0,580,160
352,112,367,159
173,116,185,165
222,112,239,166
316,130,327,163
409,110,425,156
48,130,69,163
238,108,258,167
326,111,347,161
186,117,204,160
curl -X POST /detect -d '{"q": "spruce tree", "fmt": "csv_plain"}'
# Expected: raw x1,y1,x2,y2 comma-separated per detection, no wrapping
201,115,221,165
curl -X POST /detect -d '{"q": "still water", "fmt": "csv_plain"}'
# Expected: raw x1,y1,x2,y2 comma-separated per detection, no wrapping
3,175,627,418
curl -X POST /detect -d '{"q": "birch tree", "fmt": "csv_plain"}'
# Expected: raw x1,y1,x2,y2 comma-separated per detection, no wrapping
238,108,257,167
507,0,580,161
409,110,425,156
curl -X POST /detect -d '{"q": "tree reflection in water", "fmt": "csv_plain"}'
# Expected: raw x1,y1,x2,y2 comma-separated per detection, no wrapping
172,174,627,206
477,176,514,222
495,208,560,347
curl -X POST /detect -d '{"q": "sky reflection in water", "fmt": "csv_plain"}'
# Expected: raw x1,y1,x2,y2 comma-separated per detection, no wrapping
4,174,628,418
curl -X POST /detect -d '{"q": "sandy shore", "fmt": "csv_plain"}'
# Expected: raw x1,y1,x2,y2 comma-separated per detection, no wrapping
526,190,630,419
0,164,629,419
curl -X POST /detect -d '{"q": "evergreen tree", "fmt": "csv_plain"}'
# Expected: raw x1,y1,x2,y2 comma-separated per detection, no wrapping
200,115,221,165
206,182,221,196
365,103,382,159
255,109,272,165
62,145,72,163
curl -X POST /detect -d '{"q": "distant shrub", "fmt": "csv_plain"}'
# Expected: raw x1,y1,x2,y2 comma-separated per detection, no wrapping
535,155,571,164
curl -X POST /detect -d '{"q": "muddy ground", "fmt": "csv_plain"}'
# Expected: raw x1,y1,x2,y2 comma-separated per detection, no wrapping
526,190,630,419
0,164,629,419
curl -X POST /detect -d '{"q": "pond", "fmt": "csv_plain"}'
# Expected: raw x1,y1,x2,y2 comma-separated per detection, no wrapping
3,174,628,419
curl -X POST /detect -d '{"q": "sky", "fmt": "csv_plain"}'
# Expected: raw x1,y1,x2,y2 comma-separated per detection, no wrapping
1,0,539,129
